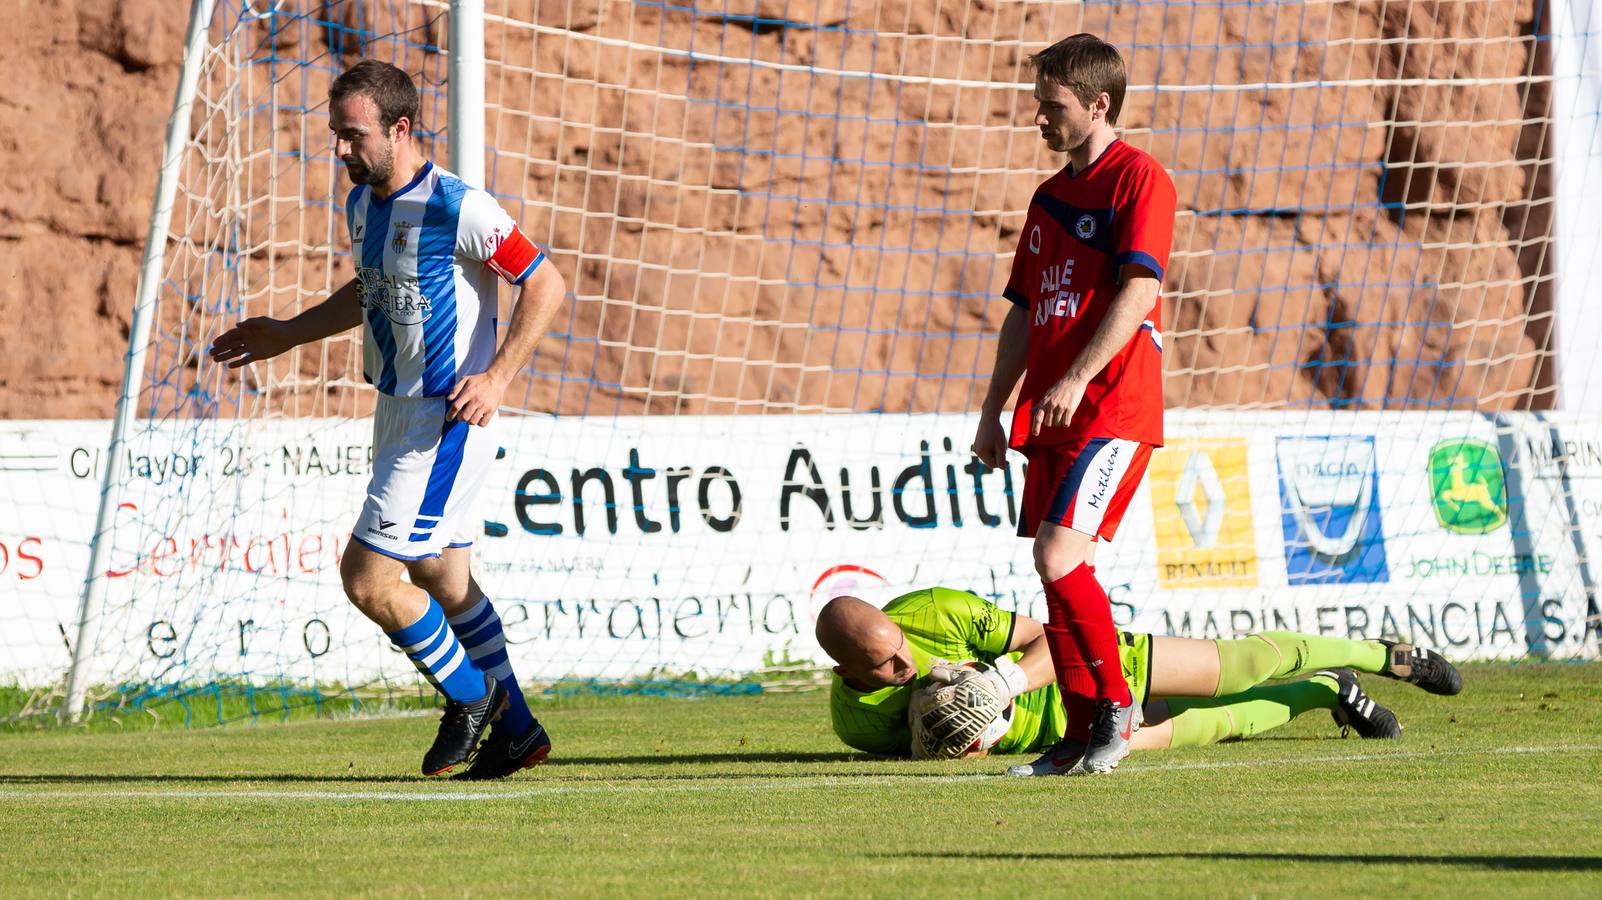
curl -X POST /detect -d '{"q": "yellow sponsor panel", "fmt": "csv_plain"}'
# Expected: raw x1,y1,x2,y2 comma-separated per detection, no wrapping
1149,438,1258,588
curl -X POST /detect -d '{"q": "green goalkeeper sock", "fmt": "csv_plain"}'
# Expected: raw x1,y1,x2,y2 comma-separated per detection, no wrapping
1168,675,1339,747
1213,631,1389,696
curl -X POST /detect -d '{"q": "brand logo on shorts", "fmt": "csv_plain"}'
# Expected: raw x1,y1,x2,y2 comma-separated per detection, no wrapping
369,519,399,540
379,519,396,530
1074,214,1097,239
1428,439,1507,534
1086,444,1121,509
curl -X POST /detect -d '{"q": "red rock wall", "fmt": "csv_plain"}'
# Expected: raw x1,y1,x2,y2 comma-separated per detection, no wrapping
0,0,1554,418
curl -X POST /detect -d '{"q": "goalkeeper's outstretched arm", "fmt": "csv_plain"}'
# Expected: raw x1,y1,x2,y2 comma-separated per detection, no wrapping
1005,613,1056,693
209,278,363,368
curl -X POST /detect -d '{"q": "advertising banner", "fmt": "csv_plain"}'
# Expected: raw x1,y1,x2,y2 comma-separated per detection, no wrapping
2,411,1597,688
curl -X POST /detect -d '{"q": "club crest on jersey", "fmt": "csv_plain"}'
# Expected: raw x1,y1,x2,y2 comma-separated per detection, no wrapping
357,267,432,326
1074,214,1097,240
486,225,509,256
391,221,415,254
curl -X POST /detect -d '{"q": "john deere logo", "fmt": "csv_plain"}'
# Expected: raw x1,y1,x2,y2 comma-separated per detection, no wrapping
1428,439,1507,534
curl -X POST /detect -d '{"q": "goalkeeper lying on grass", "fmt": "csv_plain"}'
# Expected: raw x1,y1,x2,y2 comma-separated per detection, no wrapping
815,588,1462,772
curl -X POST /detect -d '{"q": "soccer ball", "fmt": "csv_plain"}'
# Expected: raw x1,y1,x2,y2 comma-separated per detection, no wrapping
970,698,1015,754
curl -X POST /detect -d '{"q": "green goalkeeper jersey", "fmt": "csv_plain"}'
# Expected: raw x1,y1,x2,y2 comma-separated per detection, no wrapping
828,587,1151,757
827,586,1066,757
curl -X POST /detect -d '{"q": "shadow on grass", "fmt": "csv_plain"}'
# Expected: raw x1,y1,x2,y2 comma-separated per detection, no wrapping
0,774,419,785
0,752,917,786
885,850,1602,872
546,751,868,766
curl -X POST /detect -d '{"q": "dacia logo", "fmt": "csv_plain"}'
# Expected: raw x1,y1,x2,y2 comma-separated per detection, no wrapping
1428,439,1507,534
1275,436,1379,561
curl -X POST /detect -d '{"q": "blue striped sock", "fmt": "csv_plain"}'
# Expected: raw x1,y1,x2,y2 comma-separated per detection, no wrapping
448,597,534,733
387,599,488,704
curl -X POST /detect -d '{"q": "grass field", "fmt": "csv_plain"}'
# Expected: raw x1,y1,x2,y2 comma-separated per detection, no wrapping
2,663,1600,898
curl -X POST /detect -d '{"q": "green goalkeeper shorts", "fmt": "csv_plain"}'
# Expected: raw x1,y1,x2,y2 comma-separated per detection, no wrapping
1012,630,1153,754
1121,630,1153,708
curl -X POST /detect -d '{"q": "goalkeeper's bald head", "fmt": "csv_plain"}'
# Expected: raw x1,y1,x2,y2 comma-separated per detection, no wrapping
815,596,917,688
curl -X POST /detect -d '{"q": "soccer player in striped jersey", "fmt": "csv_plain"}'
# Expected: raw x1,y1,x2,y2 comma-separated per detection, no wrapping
210,61,563,779
816,589,1463,761
972,34,1178,775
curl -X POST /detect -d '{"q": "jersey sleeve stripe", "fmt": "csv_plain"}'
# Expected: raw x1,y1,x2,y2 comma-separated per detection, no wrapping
1113,250,1164,282
1003,285,1029,307
488,250,544,285
510,250,544,285
1140,320,1163,352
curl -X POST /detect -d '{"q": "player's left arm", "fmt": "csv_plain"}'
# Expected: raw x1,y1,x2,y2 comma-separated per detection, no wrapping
1031,161,1177,435
446,191,568,425
447,262,565,425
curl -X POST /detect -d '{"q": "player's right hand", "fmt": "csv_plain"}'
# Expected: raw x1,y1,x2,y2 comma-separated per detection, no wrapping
970,415,1009,469
908,661,1009,760
209,317,294,368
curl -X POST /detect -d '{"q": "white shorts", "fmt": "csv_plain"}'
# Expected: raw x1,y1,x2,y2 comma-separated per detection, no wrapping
352,394,498,561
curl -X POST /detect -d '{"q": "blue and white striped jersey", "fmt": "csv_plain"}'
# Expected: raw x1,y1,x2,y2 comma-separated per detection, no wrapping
344,162,544,397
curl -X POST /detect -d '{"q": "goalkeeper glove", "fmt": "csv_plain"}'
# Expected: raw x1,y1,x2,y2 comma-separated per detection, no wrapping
928,656,1030,700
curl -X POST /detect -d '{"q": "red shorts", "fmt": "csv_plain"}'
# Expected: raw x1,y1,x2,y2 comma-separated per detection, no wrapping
1018,436,1154,541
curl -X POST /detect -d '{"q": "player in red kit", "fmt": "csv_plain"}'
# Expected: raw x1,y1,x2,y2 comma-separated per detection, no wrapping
972,33,1177,776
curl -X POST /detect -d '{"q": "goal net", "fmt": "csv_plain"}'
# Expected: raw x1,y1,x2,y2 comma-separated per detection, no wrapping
5,0,1598,724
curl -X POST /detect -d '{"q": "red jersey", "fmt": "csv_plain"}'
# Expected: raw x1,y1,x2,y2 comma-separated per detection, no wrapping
1003,140,1176,449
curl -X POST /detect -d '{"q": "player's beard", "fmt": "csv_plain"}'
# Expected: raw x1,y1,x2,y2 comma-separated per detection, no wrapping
345,142,395,186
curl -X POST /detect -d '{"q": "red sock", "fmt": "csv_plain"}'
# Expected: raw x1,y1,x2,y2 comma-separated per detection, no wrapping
1041,584,1097,742
1045,564,1133,708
